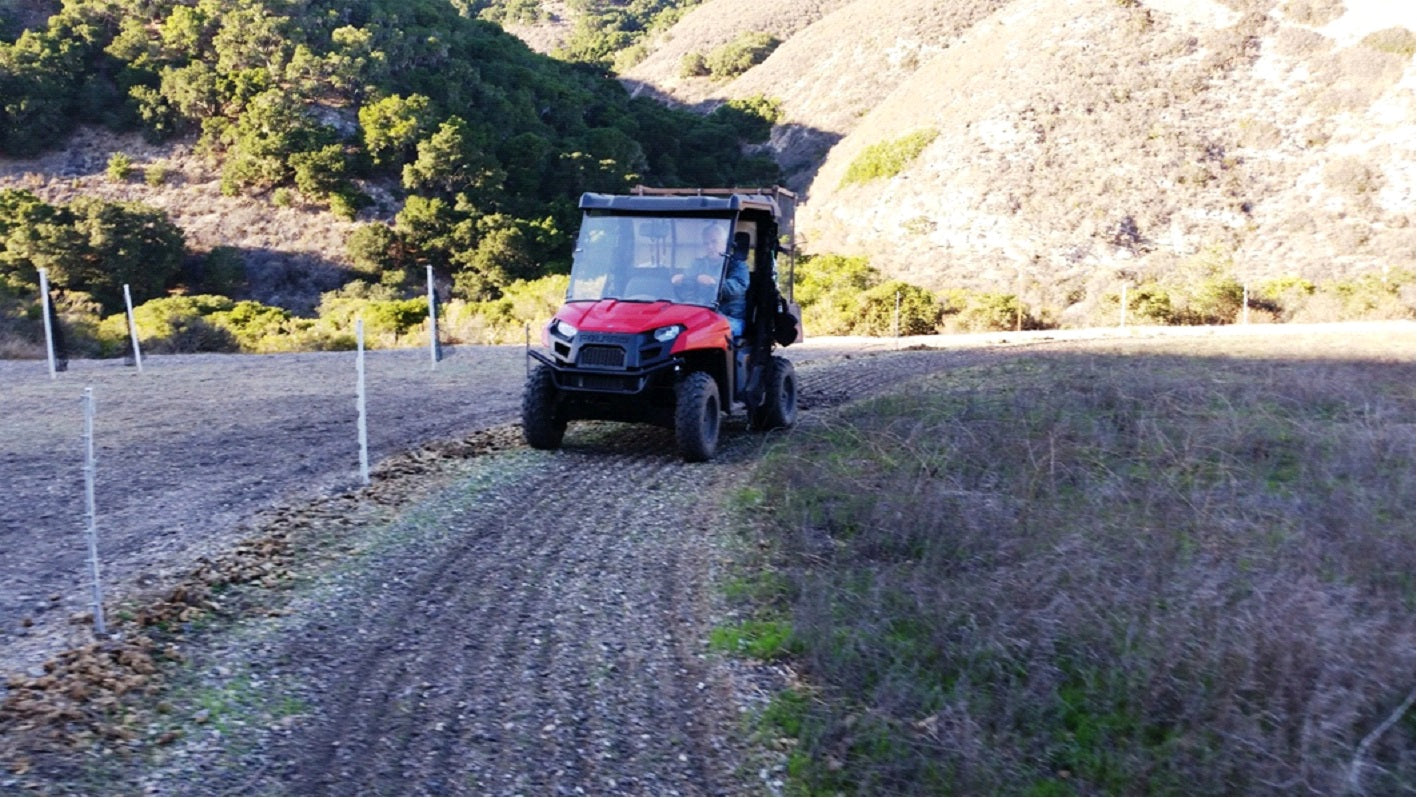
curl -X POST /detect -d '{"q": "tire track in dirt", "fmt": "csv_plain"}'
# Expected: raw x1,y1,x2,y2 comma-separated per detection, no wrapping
257,425,758,796
259,350,1000,796
4,343,1024,795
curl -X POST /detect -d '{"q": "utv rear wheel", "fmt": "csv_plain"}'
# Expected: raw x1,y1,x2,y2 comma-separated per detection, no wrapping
522,364,566,450
675,371,720,462
750,356,797,430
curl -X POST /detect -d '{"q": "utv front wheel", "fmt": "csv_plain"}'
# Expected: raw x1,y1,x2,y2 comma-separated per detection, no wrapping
522,364,566,450
750,356,797,430
675,371,720,462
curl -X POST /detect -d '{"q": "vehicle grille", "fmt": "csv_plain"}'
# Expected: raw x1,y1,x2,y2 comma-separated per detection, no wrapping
578,345,626,368
574,374,630,392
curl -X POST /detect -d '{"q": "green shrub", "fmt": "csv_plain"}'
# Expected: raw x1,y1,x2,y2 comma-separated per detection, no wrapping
101,294,239,353
950,291,1035,332
709,95,782,143
1361,26,1416,58
106,152,134,182
1324,268,1417,319
1257,275,1316,299
144,163,168,186
328,189,368,221
679,51,709,78
208,300,294,351
704,32,780,80
840,129,939,187
316,290,428,341
1182,274,1244,324
1126,282,1175,325
856,280,942,336
793,254,878,335
447,273,569,343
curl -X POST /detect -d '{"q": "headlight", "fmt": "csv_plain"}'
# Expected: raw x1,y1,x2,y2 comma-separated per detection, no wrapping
652,324,683,343
551,318,577,339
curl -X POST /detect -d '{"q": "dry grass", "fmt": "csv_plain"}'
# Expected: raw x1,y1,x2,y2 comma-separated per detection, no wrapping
743,330,1415,795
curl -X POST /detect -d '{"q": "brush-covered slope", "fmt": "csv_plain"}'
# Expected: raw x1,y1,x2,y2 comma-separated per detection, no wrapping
619,0,1415,314
800,0,1414,306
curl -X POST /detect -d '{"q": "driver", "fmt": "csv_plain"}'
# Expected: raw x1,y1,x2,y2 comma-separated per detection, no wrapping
674,227,749,336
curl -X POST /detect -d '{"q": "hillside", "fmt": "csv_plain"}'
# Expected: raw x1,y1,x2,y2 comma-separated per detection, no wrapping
613,0,1416,319
0,0,781,352
1,0,1412,348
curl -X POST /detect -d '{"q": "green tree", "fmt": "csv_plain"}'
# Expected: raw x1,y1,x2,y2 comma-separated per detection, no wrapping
58,196,186,314
159,4,215,61
211,1,293,76
709,95,782,143
359,93,435,170
347,223,409,279
452,214,541,299
290,144,350,203
221,88,337,193
403,116,505,203
0,24,90,156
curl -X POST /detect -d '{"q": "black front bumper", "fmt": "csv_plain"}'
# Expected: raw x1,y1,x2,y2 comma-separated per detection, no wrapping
528,348,680,395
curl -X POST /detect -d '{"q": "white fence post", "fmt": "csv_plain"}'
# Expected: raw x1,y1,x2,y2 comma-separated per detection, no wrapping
355,319,370,486
1242,283,1250,325
893,290,901,349
39,268,57,380
82,387,108,637
426,265,440,369
123,283,143,372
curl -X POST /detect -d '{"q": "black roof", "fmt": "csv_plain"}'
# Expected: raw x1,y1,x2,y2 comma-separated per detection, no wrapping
578,187,796,250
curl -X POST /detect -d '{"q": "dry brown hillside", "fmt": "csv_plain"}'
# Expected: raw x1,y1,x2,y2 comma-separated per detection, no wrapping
619,0,852,107
0,128,388,313
618,0,1416,317
623,0,1013,187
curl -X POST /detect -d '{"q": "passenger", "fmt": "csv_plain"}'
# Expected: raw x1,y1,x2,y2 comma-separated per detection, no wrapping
720,232,751,338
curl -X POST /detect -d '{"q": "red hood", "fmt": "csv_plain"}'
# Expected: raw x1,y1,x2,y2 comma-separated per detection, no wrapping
558,299,720,334
555,299,731,352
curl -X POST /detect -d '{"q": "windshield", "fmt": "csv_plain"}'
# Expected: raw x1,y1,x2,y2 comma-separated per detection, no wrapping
567,213,733,307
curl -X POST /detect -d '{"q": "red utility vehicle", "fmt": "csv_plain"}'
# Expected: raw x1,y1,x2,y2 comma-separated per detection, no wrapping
522,186,803,461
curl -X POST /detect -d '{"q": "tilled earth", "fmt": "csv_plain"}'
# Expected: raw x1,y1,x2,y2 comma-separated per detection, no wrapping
0,339,1014,795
